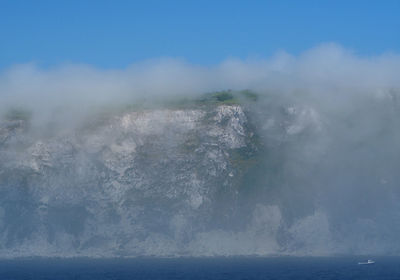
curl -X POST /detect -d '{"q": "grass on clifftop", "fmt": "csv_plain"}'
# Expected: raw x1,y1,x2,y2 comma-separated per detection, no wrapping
196,90,258,106
1,90,259,127
4,108,32,121
116,89,259,112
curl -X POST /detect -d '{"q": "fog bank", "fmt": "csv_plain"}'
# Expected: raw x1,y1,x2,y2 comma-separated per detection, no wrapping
1,43,400,257
1,43,399,124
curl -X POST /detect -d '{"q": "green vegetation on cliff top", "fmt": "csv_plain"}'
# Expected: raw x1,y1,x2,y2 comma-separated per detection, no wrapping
2,90,259,123
133,89,259,111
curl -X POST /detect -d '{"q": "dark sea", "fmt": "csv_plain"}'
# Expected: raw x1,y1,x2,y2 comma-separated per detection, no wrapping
0,257,398,280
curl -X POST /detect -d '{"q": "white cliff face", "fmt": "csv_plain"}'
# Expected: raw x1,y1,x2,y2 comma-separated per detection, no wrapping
0,104,259,257
1,98,400,257
209,105,247,149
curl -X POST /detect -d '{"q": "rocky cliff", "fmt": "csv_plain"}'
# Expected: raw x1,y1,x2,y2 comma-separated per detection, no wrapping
1,91,400,257
1,103,267,257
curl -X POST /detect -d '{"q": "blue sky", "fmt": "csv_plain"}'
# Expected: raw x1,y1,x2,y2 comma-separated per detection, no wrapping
0,0,399,70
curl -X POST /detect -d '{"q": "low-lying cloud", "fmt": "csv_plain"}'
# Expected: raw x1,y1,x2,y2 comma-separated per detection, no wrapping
1,43,399,125
1,43,400,256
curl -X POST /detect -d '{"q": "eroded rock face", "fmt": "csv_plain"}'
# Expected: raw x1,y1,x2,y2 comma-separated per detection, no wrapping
0,105,259,257
1,98,400,257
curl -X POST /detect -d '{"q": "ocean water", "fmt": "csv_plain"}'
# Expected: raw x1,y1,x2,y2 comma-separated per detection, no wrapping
0,257,398,280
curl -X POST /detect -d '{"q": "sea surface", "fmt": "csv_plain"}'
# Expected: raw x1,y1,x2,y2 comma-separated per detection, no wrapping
0,257,398,280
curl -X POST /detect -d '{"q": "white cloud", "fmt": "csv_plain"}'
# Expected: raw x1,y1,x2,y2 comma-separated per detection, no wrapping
1,43,399,124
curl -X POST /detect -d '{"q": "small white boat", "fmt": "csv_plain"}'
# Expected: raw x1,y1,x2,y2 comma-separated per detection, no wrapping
358,259,375,265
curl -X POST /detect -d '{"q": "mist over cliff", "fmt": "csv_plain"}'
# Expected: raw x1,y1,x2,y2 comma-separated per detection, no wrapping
1,44,400,257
